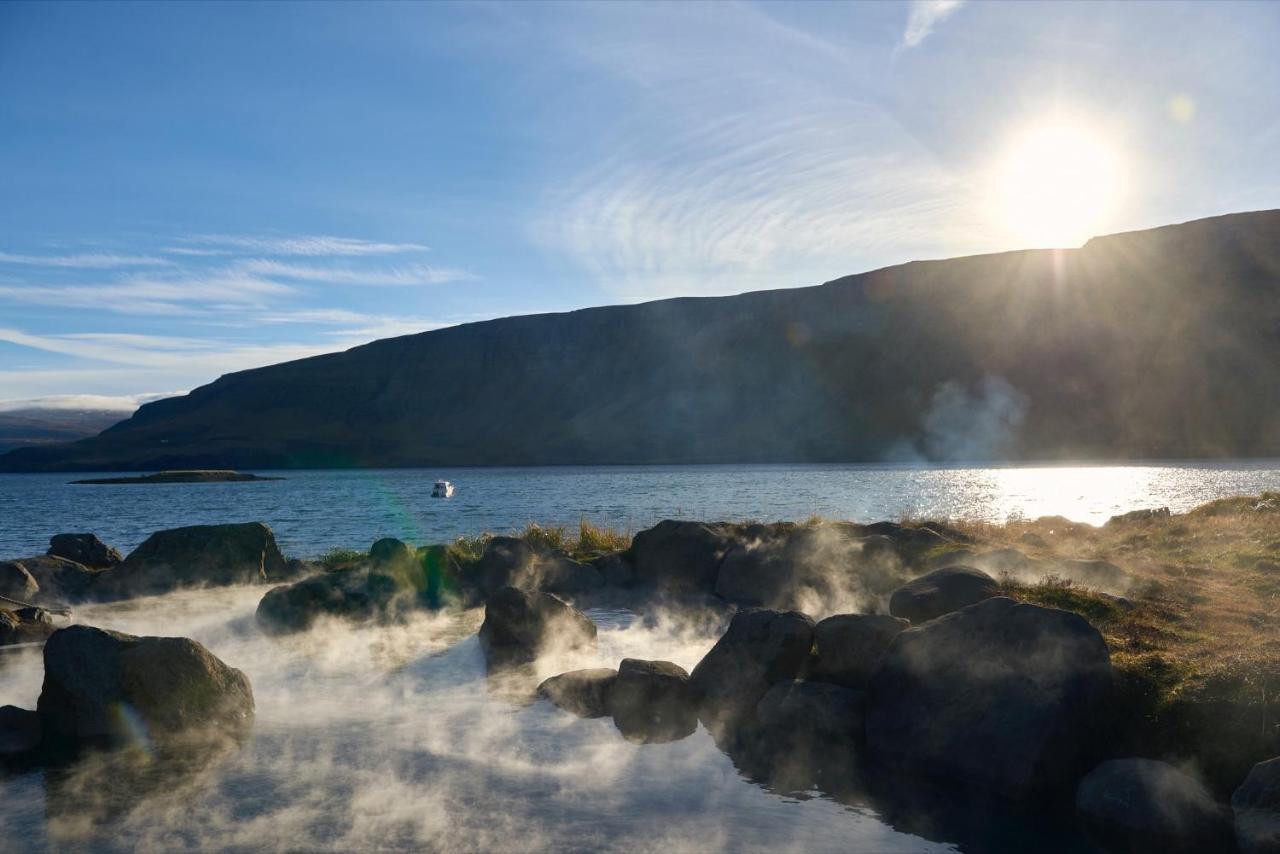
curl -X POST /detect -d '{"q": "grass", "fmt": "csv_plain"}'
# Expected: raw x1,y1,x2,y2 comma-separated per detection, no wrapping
317,547,366,571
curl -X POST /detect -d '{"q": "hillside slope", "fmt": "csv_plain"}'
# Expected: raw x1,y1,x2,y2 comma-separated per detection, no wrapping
3,210,1279,471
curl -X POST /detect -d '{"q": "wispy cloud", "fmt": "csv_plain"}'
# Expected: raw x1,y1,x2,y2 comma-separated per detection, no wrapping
902,0,964,48
0,391,181,413
238,259,474,286
0,271,296,315
0,251,173,269
170,234,431,257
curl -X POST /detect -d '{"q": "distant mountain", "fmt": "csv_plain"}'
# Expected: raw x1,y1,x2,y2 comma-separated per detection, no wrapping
3,210,1279,472
0,409,129,455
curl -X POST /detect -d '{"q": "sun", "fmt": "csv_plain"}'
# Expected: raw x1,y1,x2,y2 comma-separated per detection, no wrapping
992,119,1126,248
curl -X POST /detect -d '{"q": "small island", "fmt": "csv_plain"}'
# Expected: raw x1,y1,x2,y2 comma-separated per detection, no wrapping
71,470,282,485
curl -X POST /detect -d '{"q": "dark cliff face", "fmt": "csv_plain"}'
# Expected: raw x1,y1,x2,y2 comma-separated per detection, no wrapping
4,210,1279,471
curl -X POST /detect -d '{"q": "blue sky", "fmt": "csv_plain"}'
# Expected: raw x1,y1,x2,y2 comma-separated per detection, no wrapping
1,0,1277,407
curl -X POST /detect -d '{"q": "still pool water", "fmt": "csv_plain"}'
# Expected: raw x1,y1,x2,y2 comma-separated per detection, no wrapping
3,461,1280,557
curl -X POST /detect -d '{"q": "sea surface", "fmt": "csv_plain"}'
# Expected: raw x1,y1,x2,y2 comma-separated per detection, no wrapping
3,461,1280,557
3,462,1279,852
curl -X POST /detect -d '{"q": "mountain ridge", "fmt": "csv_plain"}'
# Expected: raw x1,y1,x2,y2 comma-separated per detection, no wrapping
4,208,1279,472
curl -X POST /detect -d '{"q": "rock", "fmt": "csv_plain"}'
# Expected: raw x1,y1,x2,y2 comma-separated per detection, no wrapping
611,658,696,744
0,607,57,646
755,681,865,751
472,536,536,596
854,522,955,563
93,522,289,600
47,533,122,568
969,548,1039,579
256,570,374,634
16,554,101,602
468,538,602,597
1076,759,1232,853
1234,757,1280,854
1051,558,1129,591
535,553,605,595
866,597,1112,799
477,586,596,668
630,520,734,593
888,565,1000,624
416,544,464,607
714,525,868,611
688,608,815,731
809,613,909,690
0,560,40,602
537,668,617,718
1106,507,1171,526
37,624,254,746
0,705,42,755
369,537,414,566
592,552,635,587
1018,531,1049,549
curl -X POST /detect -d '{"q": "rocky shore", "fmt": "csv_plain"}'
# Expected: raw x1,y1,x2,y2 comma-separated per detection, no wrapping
71,469,282,484
4,495,1280,852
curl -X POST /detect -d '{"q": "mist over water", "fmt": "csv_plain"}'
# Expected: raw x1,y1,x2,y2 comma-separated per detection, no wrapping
4,462,1280,556
0,588,954,852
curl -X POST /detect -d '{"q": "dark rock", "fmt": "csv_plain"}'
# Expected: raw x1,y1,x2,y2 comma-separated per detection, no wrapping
472,536,535,596
714,524,875,611
1051,558,1130,591
0,560,39,601
37,624,254,746
1076,759,1232,853
1106,507,1171,526
1018,531,1049,549
416,544,464,607
969,548,1039,579
0,607,57,646
1234,757,1280,854
19,554,104,602
478,586,596,668
93,522,289,601
866,597,1113,799
688,608,815,731
47,533,122,568
631,520,734,593
755,680,865,751
536,553,606,595
611,658,696,743
888,565,1000,624
855,522,955,563
809,613,909,690
537,668,617,718
0,705,42,755
592,552,635,587
256,570,374,635
369,537,414,566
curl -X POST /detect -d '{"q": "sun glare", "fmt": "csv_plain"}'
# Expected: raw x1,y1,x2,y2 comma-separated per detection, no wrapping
992,119,1126,248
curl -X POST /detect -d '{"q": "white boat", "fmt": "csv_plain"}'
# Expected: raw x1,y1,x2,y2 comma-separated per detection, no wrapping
431,480,455,498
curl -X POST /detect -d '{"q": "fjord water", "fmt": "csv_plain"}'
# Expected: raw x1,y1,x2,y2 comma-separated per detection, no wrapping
4,461,1280,557
3,462,1280,852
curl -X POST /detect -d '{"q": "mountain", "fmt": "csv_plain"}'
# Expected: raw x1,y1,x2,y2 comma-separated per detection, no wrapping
3,210,1279,472
0,409,129,455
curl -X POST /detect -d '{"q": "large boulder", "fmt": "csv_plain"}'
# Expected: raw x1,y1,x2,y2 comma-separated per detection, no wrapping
477,586,597,668
37,624,254,746
611,658,696,744
714,525,886,612
93,522,289,600
13,554,101,602
537,668,617,718
0,560,39,602
369,537,414,566
469,537,603,597
472,536,536,596
755,680,865,751
688,608,815,731
1234,757,1280,854
1076,759,1233,853
0,606,56,647
1051,558,1130,592
0,705,42,755
888,565,1000,624
809,613,908,690
47,533,122,569
630,520,734,593
256,570,375,634
866,597,1113,799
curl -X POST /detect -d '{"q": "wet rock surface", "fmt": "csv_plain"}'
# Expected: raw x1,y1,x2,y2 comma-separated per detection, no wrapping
1076,758,1233,853
611,658,696,744
1234,757,1280,854
537,668,618,718
478,586,597,668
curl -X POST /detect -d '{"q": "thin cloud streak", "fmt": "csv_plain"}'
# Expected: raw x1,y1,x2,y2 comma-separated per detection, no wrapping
902,0,964,48
0,251,173,269
172,234,431,256
239,259,475,286
0,391,182,413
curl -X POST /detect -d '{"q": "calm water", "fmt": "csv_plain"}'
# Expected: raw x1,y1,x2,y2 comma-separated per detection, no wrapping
3,462,1280,557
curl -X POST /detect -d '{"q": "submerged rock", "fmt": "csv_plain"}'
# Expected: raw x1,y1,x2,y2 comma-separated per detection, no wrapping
688,608,814,731
47,533,122,569
37,624,254,746
92,522,290,601
611,658,696,744
630,520,734,593
478,586,596,668
1234,757,1280,854
1076,759,1232,853
808,613,908,690
866,597,1112,799
537,668,617,718
0,560,40,602
755,681,865,752
888,565,999,624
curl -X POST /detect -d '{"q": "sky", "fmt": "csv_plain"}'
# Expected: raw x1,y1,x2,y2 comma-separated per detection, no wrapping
1,0,1277,408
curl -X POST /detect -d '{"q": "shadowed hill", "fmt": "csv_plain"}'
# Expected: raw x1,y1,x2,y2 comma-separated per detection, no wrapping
0,409,129,454
3,209,1279,471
